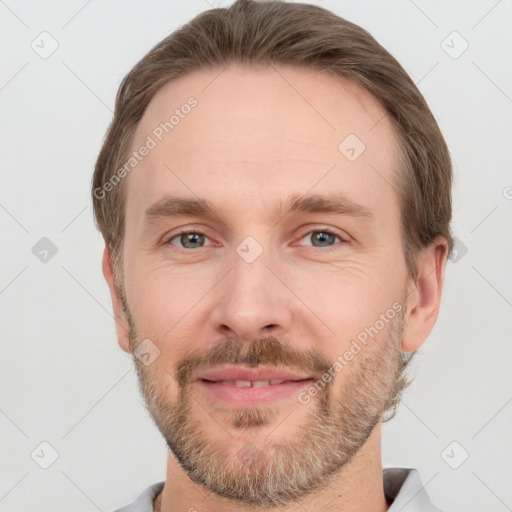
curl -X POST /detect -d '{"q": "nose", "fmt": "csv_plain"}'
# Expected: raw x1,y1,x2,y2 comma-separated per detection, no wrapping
209,246,293,341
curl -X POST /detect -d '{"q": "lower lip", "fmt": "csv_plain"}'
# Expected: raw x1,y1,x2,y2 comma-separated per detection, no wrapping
195,379,313,407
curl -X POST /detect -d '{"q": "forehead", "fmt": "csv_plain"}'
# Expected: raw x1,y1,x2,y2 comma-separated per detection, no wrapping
127,64,400,219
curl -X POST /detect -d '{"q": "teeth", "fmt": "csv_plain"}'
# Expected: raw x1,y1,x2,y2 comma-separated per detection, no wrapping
253,380,270,387
217,380,287,387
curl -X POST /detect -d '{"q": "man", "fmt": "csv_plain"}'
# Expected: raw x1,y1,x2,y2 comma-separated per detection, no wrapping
92,1,452,510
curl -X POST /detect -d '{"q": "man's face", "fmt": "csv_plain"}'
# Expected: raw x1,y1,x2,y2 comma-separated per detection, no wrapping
118,65,412,506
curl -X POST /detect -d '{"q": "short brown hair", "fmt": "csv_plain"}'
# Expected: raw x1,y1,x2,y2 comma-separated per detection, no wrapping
92,0,453,280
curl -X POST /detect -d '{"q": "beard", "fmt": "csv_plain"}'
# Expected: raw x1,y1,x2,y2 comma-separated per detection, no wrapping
124,300,413,508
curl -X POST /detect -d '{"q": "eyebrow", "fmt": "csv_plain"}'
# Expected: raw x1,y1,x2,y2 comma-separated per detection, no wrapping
143,192,374,225
144,197,213,221
285,192,373,219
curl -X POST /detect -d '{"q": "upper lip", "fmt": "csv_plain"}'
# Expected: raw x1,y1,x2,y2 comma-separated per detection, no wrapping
194,366,313,383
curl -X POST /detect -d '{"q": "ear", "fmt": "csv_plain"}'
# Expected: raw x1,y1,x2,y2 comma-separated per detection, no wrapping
102,245,132,353
402,237,449,352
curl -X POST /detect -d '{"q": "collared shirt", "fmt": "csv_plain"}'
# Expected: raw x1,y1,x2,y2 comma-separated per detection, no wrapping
113,467,443,511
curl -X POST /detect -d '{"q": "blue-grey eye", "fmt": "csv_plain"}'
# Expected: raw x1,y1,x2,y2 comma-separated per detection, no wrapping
171,232,206,249
308,231,339,247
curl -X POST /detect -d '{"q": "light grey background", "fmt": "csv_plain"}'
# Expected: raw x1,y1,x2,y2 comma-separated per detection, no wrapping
1,1,511,511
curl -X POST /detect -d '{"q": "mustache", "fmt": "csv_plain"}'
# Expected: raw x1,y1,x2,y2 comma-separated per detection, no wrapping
174,336,333,389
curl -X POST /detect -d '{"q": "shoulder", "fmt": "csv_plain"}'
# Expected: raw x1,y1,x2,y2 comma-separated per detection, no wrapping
384,468,444,511
112,482,165,512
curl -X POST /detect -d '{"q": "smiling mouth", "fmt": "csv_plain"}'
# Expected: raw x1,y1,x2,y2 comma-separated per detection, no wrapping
196,377,315,407
200,378,312,387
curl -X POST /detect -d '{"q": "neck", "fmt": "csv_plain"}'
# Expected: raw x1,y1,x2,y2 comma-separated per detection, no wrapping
155,424,388,512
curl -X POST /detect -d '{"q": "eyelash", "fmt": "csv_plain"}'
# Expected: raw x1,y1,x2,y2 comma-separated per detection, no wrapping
166,229,215,248
294,228,344,251
165,228,345,250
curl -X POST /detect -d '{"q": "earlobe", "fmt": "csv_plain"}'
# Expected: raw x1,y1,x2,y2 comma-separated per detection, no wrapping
102,246,132,353
402,238,448,353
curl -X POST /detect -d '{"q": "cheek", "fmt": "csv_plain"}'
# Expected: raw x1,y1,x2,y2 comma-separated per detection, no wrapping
284,258,405,343
123,258,222,369
126,271,197,331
